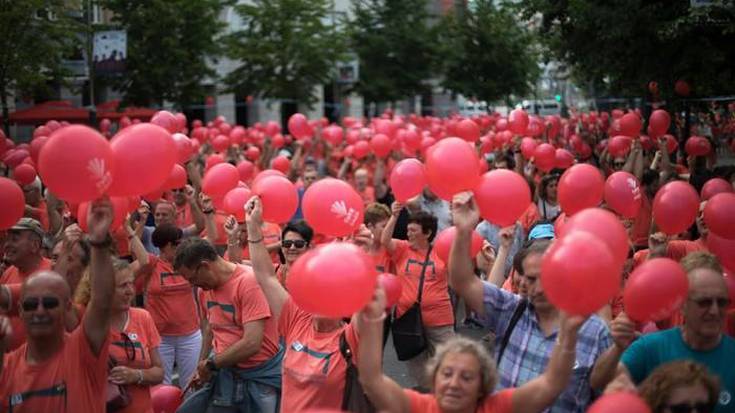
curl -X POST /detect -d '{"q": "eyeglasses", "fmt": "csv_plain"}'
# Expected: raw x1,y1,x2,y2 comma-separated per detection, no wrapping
666,402,715,413
21,296,61,312
282,240,307,249
690,297,731,310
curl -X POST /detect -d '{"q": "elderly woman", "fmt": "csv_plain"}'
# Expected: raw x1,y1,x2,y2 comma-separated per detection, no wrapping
639,361,720,413
358,287,587,413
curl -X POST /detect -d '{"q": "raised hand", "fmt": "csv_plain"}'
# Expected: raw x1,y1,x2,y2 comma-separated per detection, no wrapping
87,198,113,243
245,196,263,226
224,215,240,239
498,226,515,250
184,184,196,203
451,191,480,232
390,201,403,217
198,192,213,212
610,312,638,351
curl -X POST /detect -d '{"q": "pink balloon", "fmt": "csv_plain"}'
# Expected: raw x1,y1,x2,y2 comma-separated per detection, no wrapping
455,119,480,142
109,123,176,197
508,109,529,135
533,143,556,172
353,140,370,160
303,178,364,237
648,109,670,137
12,164,37,186
425,137,480,200
288,113,313,140
520,137,537,160
322,125,344,145
619,112,642,137
202,163,239,199
433,226,483,263
288,242,377,317
701,178,734,201
604,171,643,218
38,125,114,203
3,149,29,168
236,160,256,182
271,155,290,174
379,273,402,308
151,110,179,134
370,133,392,158
608,135,633,158
163,164,187,190
403,129,421,151
554,148,574,169
223,187,252,222
473,170,531,227
558,164,604,215
390,159,426,203
151,384,183,413
653,181,700,235
29,136,49,164
264,120,281,137
624,258,689,322
171,133,193,164
704,192,735,239
0,178,25,229
252,175,298,223
559,208,629,266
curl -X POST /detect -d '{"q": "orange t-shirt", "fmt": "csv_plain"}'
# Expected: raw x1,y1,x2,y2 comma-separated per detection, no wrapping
175,202,193,228
0,257,52,350
631,194,652,247
405,388,513,413
370,247,392,273
0,322,110,413
140,255,199,336
279,298,359,412
390,240,454,327
198,265,280,369
109,307,162,413
632,239,707,270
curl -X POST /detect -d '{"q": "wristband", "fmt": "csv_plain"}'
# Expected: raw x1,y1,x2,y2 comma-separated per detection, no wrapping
247,237,264,244
361,312,387,323
136,369,144,385
87,234,113,249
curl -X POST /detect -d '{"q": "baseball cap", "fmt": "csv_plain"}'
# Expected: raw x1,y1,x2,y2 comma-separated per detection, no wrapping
9,217,45,239
528,223,555,240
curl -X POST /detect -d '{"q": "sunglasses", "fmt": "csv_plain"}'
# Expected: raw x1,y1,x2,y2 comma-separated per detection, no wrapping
690,297,731,310
22,296,60,312
282,240,307,249
666,402,715,413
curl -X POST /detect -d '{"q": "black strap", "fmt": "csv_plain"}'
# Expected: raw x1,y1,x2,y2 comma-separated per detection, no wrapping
496,298,528,364
339,331,351,362
416,246,433,304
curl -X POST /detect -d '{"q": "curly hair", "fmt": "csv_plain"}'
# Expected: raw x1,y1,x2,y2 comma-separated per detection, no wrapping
681,251,723,275
424,336,497,400
74,258,132,306
639,360,720,413
364,203,391,227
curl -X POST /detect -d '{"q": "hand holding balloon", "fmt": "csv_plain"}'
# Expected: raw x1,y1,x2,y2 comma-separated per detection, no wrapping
450,192,480,233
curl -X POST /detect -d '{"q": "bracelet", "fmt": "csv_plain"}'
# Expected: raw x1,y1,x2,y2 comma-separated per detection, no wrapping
361,312,387,323
87,234,113,249
247,237,264,244
136,369,144,385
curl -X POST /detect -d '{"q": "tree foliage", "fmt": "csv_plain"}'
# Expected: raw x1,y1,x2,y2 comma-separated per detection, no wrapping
224,0,347,106
102,0,226,109
517,0,735,98
348,0,439,104
438,0,539,103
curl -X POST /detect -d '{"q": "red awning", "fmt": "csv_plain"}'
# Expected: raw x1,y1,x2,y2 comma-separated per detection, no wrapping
7,101,90,125
97,100,157,121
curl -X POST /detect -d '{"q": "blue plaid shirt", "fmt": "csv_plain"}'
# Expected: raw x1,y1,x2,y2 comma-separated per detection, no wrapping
481,282,612,413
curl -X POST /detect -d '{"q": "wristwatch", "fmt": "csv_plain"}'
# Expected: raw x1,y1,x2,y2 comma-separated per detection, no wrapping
206,354,218,372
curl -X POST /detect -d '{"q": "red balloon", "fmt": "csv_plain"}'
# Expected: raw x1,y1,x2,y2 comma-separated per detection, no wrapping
675,80,691,97
4,149,29,168
604,171,643,218
151,111,179,134
558,164,604,215
587,392,651,413
618,113,642,137
403,129,421,151
370,133,391,158
704,193,735,239
34,125,50,138
425,137,480,201
526,117,545,137
151,384,183,413
353,140,370,160
288,113,313,140
223,187,252,222
271,134,285,149
685,136,711,156
212,134,230,152
508,109,529,135
29,136,49,164
303,178,364,237
473,170,531,227
252,169,286,187
389,159,426,203
252,175,298,223
554,148,574,169
205,153,225,171
542,231,621,315
455,119,480,142
495,117,508,131
236,160,256,182
287,242,377,317
533,143,556,172
245,146,260,161
271,155,290,174
520,137,537,160
0,178,25,229
175,113,187,132
77,196,128,232
559,208,629,266
171,133,193,164
322,125,344,145
434,226,483,263
653,181,700,235
13,164,37,186
608,135,633,158
109,123,176,197
202,163,239,198
378,273,402,309
660,134,678,154
164,164,187,190
648,109,670,137
265,120,281,137
624,258,689,322
701,178,733,201
707,233,735,271
38,125,114,203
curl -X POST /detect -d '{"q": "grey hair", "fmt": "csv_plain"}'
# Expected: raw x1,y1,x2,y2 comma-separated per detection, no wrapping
425,336,498,399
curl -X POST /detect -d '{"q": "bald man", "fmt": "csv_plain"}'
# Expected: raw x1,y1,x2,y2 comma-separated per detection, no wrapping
0,199,116,413
354,168,376,206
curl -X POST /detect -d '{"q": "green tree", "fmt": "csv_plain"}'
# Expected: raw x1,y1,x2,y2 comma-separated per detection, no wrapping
224,0,347,106
438,0,539,103
0,0,78,133
101,0,226,109
517,0,735,98
348,0,439,105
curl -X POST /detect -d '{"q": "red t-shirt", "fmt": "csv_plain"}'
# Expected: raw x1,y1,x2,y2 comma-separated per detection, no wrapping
140,255,199,336
0,257,52,350
390,240,454,327
631,194,652,247
198,265,280,369
279,298,359,412
370,247,393,274
405,388,513,413
0,322,110,413
109,307,162,413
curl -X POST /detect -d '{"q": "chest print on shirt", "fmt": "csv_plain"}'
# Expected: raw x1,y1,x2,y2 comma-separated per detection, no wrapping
206,300,238,327
404,258,436,279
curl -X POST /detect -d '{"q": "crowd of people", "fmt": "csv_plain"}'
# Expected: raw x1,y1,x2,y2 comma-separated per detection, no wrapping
0,103,733,413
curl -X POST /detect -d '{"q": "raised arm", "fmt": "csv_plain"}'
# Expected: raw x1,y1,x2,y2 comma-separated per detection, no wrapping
83,198,116,357
511,315,586,413
380,202,402,254
487,226,513,288
373,158,389,200
126,213,149,272
45,190,64,237
223,216,243,264
245,196,289,319
590,312,637,390
357,287,411,413
448,192,486,315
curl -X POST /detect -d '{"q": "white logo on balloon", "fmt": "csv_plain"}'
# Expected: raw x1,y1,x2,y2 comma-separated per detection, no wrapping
626,177,641,202
87,158,113,194
330,200,359,226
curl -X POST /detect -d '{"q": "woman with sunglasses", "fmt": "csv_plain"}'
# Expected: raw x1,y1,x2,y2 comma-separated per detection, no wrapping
107,259,164,413
274,220,313,287
639,361,720,413
244,196,368,412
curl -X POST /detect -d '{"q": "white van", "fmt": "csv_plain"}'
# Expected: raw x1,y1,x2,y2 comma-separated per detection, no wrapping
457,96,490,117
521,100,562,116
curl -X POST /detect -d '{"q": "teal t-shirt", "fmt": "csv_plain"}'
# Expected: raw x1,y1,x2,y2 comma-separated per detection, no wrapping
622,328,735,413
